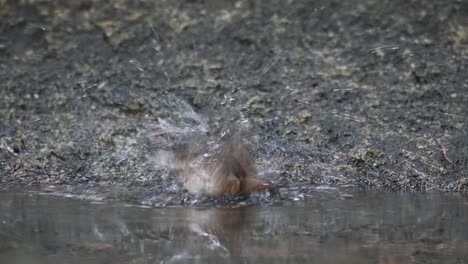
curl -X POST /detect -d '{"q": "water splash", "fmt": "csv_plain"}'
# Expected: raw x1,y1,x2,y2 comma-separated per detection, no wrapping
157,95,208,135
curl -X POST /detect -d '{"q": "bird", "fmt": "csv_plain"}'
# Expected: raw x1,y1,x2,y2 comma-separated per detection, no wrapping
173,136,272,197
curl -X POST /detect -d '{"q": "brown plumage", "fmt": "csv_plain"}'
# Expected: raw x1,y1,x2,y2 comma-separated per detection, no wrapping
174,138,272,197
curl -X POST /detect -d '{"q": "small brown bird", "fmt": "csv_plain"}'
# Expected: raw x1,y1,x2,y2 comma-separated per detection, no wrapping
174,137,272,197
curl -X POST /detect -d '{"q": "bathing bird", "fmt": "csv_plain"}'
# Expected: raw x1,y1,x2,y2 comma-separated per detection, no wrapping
174,137,272,197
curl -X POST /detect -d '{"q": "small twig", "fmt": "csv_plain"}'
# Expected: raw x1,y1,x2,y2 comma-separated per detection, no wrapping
24,168,56,177
150,131,177,136
436,139,453,165
2,159,24,176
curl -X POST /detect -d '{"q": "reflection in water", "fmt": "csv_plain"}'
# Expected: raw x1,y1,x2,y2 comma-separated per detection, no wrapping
0,190,467,263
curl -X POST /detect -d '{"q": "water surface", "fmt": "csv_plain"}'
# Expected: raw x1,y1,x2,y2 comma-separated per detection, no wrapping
0,190,467,264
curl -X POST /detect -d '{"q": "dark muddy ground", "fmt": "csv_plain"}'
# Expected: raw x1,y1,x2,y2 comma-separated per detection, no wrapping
0,0,467,203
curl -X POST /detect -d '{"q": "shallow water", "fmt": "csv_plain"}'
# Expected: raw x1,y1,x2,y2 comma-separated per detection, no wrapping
0,190,467,264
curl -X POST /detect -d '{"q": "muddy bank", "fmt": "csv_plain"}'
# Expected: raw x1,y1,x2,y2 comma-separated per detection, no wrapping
0,0,467,202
